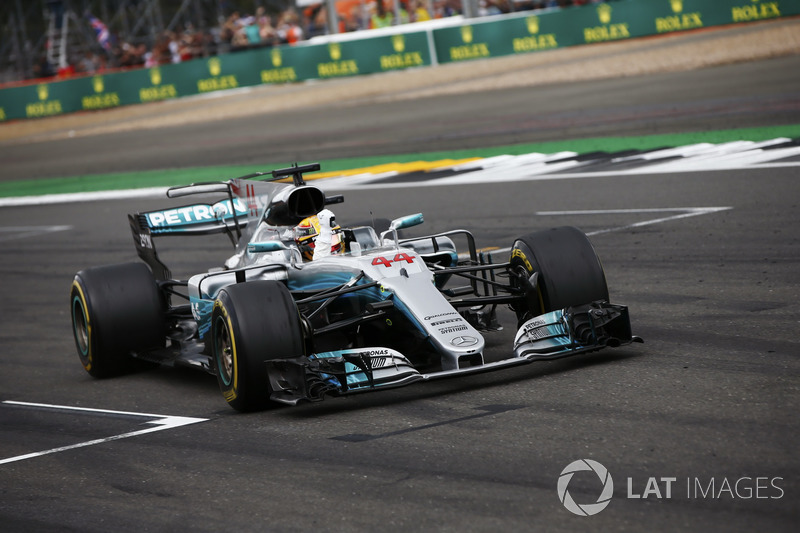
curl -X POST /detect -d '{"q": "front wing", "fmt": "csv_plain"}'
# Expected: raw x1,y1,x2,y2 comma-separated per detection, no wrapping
265,301,640,405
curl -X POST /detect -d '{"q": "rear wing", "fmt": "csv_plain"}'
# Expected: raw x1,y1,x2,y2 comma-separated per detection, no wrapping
128,197,248,281
128,163,339,281
136,197,249,236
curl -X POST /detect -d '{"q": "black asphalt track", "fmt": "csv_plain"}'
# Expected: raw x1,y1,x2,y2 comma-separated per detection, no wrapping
1,26,799,533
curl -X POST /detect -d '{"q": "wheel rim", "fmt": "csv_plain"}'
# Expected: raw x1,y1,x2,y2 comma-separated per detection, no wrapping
509,254,546,319
72,295,89,356
214,316,233,386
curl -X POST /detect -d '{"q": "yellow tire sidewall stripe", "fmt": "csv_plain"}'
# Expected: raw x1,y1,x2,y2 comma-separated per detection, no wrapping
71,279,93,372
214,300,239,402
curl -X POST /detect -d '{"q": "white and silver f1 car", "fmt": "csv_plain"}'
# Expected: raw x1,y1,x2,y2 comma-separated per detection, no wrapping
70,164,642,411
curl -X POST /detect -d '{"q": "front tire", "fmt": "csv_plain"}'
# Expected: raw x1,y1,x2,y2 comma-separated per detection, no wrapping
70,262,166,378
509,226,609,322
211,281,305,412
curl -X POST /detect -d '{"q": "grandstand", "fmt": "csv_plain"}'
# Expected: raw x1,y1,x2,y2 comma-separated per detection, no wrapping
0,0,289,83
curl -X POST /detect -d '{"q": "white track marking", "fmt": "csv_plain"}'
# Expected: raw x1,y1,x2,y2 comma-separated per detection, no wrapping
0,187,168,207
484,207,732,258
1,139,797,205
323,170,399,188
0,225,72,242
642,146,800,173
539,207,732,236
453,154,517,170
332,140,799,189
0,401,208,465
612,143,716,162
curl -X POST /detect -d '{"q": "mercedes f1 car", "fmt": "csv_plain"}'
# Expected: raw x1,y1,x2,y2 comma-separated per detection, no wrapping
70,163,642,411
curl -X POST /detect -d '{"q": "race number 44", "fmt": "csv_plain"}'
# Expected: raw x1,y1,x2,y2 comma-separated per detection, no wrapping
372,253,415,268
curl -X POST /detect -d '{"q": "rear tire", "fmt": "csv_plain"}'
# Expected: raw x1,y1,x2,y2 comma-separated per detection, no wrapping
211,281,305,412
70,263,166,378
510,226,609,322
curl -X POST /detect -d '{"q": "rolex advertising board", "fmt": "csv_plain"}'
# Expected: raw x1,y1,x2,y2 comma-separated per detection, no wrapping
432,22,496,64
509,14,567,55
725,0,797,24
373,33,432,73
431,1,653,63
133,66,182,104
649,0,797,34
0,0,796,121
178,52,262,95
573,1,652,44
256,45,310,84
258,31,431,84
431,0,798,65
306,41,365,80
2,78,81,121
432,9,593,62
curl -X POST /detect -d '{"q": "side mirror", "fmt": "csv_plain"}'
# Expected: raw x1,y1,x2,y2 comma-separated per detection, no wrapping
390,213,424,231
382,213,424,246
247,241,288,253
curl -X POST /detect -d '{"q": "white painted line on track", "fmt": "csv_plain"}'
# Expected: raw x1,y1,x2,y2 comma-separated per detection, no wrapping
2,139,798,206
0,400,208,465
323,170,399,188
612,143,716,162
540,207,733,236
451,154,516,170
328,161,800,190
0,187,169,207
483,207,732,258
644,146,800,172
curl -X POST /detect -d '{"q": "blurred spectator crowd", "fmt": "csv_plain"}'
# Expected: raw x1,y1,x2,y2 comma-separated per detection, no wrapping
33,0,614,80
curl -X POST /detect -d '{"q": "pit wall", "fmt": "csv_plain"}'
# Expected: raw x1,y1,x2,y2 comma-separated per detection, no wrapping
1,0,795,121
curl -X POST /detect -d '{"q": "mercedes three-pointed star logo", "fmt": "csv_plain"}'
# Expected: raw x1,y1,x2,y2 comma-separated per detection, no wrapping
451,336,478,347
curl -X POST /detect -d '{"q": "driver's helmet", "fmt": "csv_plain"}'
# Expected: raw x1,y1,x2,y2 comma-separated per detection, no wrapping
295,215,343,261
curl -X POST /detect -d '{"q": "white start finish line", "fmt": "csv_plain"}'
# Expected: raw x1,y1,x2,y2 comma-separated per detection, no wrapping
0,401,208,465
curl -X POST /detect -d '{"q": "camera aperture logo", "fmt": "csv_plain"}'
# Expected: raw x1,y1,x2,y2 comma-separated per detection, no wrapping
557,459,614,516
558,459,786,516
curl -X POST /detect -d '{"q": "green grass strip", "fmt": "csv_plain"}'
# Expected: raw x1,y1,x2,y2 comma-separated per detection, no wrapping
2,124,798,198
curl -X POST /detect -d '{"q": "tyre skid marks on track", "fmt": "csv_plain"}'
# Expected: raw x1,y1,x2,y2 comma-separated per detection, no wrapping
331,404,525,442
0,225,71,242
0,401,207,465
